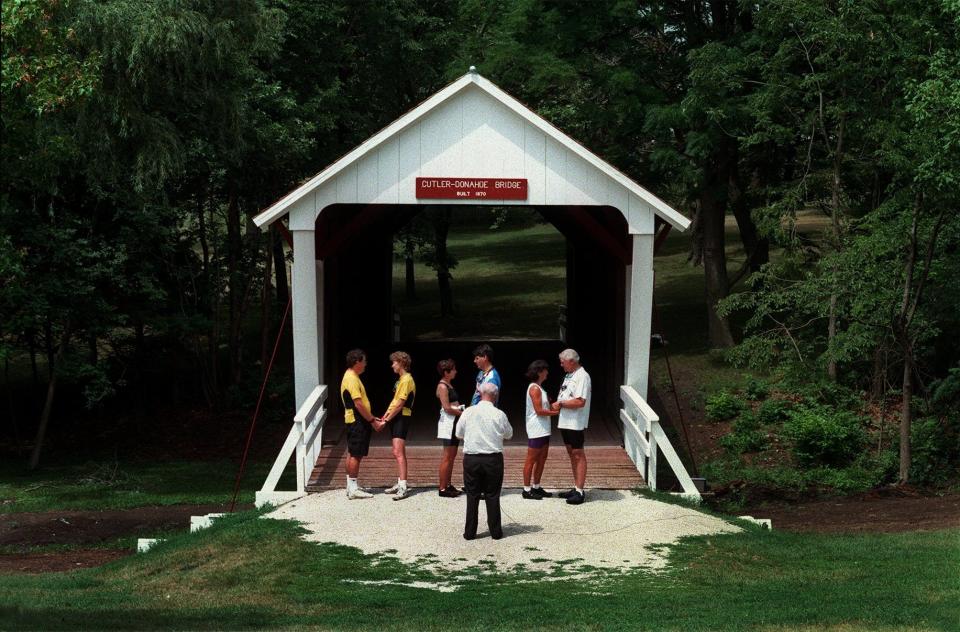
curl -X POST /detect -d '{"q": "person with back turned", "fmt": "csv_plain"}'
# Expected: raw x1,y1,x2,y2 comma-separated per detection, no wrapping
455,382,513,540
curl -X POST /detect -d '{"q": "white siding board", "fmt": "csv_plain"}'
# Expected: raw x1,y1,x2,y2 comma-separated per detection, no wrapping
523,123,547,204
397,124,421,204
336,163,358,204
376,136,400,203
357,153,378,203
607,183,630,219
288,189,316,231
311,183,336,225
544,138,567,205
627,194,656,234
564,152,595,206
420,97,463,177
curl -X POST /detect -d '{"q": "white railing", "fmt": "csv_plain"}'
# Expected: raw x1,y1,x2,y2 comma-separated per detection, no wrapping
255,384,328,508
620,385,701,500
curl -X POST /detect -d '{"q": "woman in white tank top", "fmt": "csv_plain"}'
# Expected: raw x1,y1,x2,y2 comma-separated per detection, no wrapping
522,360,559,499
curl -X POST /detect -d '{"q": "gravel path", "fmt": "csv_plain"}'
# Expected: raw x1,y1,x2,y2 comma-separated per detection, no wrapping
266,488,739,574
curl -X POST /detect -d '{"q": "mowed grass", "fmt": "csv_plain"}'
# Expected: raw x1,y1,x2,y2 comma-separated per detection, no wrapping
392,220,567,340
0,460,290,514
2,509,957,630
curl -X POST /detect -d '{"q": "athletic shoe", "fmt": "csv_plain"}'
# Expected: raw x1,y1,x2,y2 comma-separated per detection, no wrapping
531,488,553,498
392,486,410,501
565,491,585,505
347,488,373,499
521,490,542,500
557,488,577,499
438,487,460,498
384,483,400,494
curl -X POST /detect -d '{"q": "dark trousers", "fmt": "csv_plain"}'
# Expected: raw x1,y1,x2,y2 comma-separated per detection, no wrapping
463,452,504,539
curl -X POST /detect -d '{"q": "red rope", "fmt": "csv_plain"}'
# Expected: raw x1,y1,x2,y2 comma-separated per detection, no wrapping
229,295,292,512
651,279,699,477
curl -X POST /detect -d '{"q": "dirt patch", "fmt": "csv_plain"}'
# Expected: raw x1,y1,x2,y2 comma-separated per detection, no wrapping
0,548,132,574
0,503,236,548
741,488,960,533
0,503,252,574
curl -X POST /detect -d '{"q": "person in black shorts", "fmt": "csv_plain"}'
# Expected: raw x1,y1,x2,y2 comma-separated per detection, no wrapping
341,349,381,499
436,359,465,497
380,351,416,500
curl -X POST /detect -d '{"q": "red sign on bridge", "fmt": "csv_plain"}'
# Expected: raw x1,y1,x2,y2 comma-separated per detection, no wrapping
416,177,528,200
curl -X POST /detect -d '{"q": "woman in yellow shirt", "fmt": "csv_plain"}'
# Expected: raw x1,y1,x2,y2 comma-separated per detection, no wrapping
381,351,416,500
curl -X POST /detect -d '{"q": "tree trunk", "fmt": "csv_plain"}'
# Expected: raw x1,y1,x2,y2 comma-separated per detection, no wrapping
729,163,768,273
432,209,454,317
226,187,243,386
701,187,735,348
898,351,912,483
29,321,72,470
272,226,289,313
826,115,845,381
260,230,274,376
404,235,417,300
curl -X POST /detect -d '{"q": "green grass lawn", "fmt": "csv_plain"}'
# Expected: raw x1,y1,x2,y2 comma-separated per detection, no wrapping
0,460,291,514
2,508,957,630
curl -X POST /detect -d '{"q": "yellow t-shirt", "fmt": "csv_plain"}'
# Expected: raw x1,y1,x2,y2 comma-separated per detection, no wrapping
340,369,370,424
387,372,416,417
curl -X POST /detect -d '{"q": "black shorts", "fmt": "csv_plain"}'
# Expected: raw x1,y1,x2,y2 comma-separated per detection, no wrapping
390,416,410,440
347,420,372,457
560,428,585,449
441,417,459,447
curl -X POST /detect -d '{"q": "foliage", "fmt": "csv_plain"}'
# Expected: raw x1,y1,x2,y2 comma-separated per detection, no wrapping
907,417,960,487
755,398,794,426
744,377,770,401
705,391,746,422
783,406,867,467
719,413,768,454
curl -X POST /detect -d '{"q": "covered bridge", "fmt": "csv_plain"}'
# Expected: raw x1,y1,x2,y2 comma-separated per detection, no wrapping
252,69,699,505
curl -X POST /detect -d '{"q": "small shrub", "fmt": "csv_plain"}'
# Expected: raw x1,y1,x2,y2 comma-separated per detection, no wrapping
784,406,867,467
744,377,770,401
705,391,746,422
756,398,793,425
908,417,958,486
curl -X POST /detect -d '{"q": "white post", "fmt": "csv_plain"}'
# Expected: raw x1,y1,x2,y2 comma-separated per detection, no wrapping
316,259,325,384
292,230,320,409
626,234,654,399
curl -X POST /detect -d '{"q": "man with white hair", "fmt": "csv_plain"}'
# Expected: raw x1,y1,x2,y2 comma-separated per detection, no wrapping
552,348,592,505
455,381,513,539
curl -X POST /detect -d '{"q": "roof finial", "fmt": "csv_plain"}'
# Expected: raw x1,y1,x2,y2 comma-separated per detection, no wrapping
468,65,477,74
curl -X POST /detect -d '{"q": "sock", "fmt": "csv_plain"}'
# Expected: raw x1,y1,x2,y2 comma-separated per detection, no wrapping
399,479,407,489
532,483,541,489
347,476,357,492
524,486,531,492
575,486,583,494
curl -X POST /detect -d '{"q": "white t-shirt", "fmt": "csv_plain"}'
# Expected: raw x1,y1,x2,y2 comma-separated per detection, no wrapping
455,400,513,454
525,383,551,439
557,366,591,431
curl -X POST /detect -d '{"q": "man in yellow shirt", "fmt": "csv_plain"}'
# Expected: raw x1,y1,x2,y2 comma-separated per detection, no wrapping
381,351,416,500
341,349,380,499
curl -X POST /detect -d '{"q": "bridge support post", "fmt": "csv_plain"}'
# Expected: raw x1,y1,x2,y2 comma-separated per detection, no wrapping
625,233,654,399
292,230,320,409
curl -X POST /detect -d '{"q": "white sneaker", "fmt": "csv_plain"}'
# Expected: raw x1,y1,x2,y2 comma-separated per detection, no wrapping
384,483,400,494
392,486,410,501
347,488,373,499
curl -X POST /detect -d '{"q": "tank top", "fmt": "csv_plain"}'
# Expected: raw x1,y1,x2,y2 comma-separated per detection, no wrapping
525,382,552,439
439,381,460,405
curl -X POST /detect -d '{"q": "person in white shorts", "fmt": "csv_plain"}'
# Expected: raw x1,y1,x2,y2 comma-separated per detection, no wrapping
552,348,591,505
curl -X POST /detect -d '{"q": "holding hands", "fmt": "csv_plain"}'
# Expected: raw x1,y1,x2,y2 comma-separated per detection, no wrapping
372,416,385,432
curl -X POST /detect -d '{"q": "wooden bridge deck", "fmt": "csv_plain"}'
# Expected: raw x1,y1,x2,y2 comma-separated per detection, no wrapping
306,444,644,492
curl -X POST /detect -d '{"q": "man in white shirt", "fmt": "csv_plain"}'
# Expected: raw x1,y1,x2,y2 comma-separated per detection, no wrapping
552,348,592,505
455,382,513,539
